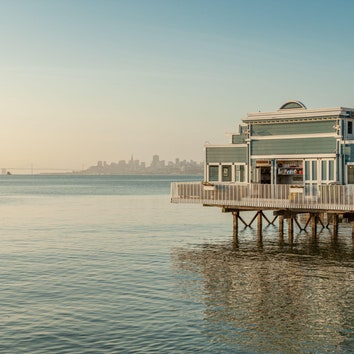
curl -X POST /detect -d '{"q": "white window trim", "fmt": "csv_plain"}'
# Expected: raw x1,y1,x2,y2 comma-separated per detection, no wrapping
234,163,247,183
221,163,233,182
207,163,220,182
304,158,335,184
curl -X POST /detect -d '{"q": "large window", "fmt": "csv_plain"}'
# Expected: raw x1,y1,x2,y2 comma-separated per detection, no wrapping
305,159,318,183
209,165,219,182
321,159,335,183
306,159,335,184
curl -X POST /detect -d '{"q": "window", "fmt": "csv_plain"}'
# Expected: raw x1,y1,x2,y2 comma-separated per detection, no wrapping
348,165,354,184
321,160,327,180
329,160,334,180
305,159,335,184
209,165,219,182
312,160,317,180
235,164,245,182
305,161,310,180
222,166,231,182
348,121,353,134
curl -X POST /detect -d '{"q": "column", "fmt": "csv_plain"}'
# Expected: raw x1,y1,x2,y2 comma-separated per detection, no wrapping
257,211,263,242
232,211,239,244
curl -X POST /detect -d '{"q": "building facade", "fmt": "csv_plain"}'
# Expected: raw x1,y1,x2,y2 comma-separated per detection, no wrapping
205,100,354,186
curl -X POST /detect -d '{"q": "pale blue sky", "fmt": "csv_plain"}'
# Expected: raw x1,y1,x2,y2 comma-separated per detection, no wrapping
1,0,354,170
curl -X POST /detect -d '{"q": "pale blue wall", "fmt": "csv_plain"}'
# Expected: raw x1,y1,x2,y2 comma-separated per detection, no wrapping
251,120,335,136
206,146,247,163
251,137,336,156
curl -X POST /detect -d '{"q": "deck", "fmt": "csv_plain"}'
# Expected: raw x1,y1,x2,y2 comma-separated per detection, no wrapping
170,182,354,213
171,182,354,242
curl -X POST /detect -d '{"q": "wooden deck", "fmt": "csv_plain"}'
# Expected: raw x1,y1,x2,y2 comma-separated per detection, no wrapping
170,182,354,212
171,182,354,243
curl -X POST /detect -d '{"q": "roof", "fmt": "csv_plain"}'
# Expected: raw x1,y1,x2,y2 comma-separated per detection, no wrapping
244,101,354,122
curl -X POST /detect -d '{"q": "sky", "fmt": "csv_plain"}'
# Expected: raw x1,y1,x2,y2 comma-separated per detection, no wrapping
2,0,354,172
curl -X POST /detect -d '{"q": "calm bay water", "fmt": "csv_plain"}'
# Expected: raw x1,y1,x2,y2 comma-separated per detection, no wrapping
0,175,353,353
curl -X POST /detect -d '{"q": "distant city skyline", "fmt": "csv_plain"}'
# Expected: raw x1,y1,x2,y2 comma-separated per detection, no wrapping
1,154,203,175
82,154,203,175
2,1,354,170
94,153,203,167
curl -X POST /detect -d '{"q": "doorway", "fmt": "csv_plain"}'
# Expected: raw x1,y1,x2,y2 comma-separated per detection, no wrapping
260,166,271,184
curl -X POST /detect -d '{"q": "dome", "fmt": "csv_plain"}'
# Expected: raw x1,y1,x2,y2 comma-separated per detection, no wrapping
279,100,307,110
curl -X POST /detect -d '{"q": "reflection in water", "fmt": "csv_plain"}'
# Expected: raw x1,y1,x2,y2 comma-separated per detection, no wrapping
172,227,354,353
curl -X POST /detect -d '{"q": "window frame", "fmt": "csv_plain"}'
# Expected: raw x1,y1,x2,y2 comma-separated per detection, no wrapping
208,165,219,182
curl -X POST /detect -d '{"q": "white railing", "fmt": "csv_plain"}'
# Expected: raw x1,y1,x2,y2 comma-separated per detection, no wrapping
170,182,354,211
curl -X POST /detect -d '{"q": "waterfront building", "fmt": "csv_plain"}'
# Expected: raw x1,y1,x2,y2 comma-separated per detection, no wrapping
205,100,354,186
171,101,354,241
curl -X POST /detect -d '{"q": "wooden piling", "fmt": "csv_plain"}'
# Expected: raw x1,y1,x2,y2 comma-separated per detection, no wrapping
288,217,294,244
174,181,354,246
333,214,339,239
257,211,263,242
232,211,239,244
279,215,284,239
278,215,284,245
311,213,317,239
225,208,347,246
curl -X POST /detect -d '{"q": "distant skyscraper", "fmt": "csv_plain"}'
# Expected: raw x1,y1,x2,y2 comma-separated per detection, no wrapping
151,155,160,168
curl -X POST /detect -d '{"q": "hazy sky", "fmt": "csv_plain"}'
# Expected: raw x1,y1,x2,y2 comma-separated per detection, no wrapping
2,0,354,171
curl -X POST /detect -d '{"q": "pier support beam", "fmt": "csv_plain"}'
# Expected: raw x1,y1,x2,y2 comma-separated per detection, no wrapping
333,214,339,239
225,208,353,246
274,210,300,244
309,213,318,239
288,217,294,244
279,215,284,242
257,211,263,242
232,211,239,245
294,216,304,232
343,213,354,244
303,214,311,232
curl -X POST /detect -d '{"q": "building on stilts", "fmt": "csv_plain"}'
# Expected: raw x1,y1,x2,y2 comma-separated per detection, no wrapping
170,100,354,243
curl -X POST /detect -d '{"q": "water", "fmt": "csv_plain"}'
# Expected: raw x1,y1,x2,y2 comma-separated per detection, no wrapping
0,175,353,353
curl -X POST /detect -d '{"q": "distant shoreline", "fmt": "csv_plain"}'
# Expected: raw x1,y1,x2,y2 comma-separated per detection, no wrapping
1,155,204,176
1,172,203,177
